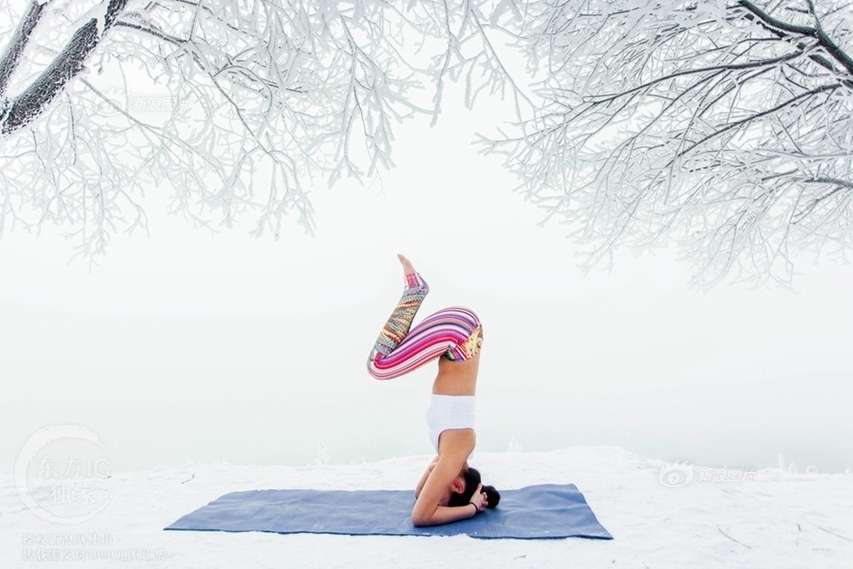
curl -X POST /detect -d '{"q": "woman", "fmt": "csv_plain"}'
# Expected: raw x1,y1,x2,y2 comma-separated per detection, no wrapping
366,254,500,527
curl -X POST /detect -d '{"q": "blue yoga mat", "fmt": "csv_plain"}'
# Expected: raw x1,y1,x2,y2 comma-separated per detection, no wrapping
164,483,612,540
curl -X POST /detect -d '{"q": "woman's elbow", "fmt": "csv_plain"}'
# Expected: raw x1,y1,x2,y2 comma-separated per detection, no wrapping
410,507,433,527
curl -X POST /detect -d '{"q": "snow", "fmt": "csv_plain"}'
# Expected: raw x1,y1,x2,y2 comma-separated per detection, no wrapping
1,446,851,568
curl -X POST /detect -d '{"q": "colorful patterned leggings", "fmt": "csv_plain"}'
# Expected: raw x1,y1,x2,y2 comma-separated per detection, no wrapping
366,271,484,380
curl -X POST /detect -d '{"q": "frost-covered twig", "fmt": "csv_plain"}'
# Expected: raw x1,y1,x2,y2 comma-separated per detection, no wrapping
479,0,853,287
0,0,527,260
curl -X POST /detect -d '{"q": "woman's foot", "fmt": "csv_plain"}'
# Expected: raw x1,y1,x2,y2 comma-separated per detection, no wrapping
397,253,415,276
398,253,428,293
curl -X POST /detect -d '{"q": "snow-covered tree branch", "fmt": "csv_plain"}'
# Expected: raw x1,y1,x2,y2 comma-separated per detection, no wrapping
480,0,853,287
0,1,46,98
0,0,523,261
2,0,129,134
1,0,849,286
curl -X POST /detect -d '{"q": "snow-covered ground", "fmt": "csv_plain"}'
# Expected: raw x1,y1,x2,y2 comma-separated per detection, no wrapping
1,446,851,569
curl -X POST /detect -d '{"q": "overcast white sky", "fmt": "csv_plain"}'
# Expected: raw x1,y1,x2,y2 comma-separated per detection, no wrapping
1,66,852,474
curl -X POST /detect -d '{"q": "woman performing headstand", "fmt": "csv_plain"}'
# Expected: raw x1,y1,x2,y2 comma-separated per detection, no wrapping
366,254,500,527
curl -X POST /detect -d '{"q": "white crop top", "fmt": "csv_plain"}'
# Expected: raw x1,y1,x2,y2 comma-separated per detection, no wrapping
424,393,476,452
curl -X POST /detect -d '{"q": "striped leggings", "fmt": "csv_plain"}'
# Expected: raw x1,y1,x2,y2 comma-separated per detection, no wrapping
366,271,484,380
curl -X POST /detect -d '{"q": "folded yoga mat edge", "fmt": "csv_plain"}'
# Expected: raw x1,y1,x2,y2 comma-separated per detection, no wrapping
164,483,613,540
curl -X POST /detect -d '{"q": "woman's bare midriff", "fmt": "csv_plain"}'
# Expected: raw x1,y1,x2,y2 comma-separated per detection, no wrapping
432,350,480,395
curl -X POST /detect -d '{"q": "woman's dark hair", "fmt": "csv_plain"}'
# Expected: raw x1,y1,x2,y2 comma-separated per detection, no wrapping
447,466,500,509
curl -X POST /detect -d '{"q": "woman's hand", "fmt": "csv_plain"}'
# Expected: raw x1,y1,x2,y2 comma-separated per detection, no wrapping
469,483,489,512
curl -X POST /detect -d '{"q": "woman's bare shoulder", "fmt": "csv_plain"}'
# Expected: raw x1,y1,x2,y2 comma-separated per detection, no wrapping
437,428,476,457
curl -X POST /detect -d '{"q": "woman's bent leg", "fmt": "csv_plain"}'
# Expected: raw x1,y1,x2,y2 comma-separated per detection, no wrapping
367,305,484,380
368,271,430,359
436,307,483,362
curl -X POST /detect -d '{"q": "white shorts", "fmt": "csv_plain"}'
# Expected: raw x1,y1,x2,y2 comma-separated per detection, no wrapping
425,393,476,452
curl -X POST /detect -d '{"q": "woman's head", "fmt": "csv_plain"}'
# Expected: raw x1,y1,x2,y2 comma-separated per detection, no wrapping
447,466,501,509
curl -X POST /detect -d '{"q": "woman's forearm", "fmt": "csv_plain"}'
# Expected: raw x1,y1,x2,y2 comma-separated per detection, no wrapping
412,504,477,527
